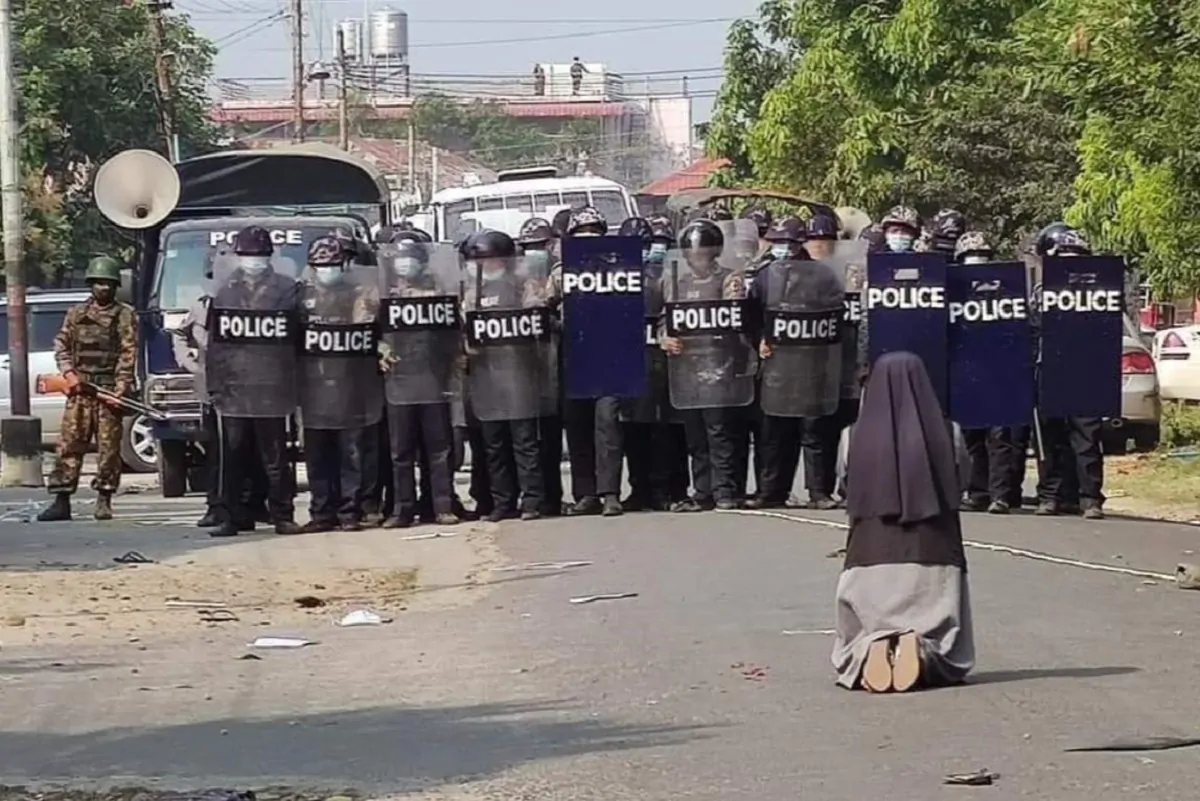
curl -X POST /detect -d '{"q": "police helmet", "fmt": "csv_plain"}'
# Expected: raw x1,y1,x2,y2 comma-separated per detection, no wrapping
743,207,773,237
859,223,886,253
704,207,733,222
806,214,840,240
517,217,554,245
84,255,122,284
456,232,476,262
881,205,921,233
307,236,348,267
394,238,430,265
465,228,517,260
567,205,608,236
1036,223,1091,256
392,227,432,244
649,217,675,244
930,209,966,241
233,225,274,257
953,231,993,262
678,219,724,250
764,216,806,243
617,216,654,243
374,226,395,244
550,208,573,239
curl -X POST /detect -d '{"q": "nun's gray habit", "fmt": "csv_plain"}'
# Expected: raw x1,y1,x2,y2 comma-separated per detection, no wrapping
831,351,975,692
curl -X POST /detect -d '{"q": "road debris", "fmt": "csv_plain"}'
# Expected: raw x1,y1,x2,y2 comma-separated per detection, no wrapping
944,770,998,786
491,560,593,572
401,531,459,541
825,547,847,559
1175,563,1200,590
166,599,229,609
337,609,391,627
1065,736,1200,752
569,592,638,604
113,550,154,564
294,595,326,608
782,628,835,635
198,609,239,623
731,662,768,681
248,636,316,649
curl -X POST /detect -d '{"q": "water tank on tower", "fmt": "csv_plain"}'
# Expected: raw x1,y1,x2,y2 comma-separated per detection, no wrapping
369,9,409,61
336,19,364,63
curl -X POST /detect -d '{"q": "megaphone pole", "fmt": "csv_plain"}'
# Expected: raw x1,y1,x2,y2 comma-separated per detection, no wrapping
0,0,43,487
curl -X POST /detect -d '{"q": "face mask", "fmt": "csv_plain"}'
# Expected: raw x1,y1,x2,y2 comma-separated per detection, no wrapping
885,233,914,252
962,255,990,265
523,249,549,274
239,256,271,276
393,257,422,277
770,245,791,260
688,256,715,275
647,243,667,263
314,266,342,286
91,283,115,304
481,260,505,281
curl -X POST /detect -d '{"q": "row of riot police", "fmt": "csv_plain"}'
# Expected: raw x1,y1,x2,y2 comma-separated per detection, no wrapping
175,203,1123,537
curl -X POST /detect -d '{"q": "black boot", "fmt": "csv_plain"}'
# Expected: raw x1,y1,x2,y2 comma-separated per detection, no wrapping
36,493,72,522
196,508,221,527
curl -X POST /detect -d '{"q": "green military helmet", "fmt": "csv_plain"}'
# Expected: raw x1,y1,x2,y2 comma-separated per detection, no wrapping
84,255,123,284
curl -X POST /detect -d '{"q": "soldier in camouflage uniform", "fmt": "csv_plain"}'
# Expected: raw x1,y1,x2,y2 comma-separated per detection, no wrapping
38,256,137,522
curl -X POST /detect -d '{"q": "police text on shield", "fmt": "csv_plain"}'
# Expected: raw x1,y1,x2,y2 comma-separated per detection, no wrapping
467,307,550,346
562,269,642,296
213,310,292,342
381,296,460,331
302,323,377,355
949,297,1028,324
209,229,303,247
666,300,745,336
767,309,842,345
1040,289,1122,314
865,285,945,310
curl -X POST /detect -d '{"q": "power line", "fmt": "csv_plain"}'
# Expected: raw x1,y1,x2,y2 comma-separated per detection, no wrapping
206,18,737,51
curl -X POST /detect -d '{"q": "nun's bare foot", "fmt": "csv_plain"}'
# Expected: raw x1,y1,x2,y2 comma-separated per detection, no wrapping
891,631,921,692
862,638,893,693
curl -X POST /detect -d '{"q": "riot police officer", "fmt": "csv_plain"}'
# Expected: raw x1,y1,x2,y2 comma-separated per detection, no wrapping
518,217,565,516
662,219,751,511
455,231,493,519
550,206,625,516
880,206,922,252
378,237,462,527
618,216,689,510
296,236,382,531
205,226,300,537
1031,224,1107,519
923,208,966,255
462,229,551,521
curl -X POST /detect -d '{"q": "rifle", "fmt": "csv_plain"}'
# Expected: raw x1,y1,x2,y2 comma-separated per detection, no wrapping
36,373,168,421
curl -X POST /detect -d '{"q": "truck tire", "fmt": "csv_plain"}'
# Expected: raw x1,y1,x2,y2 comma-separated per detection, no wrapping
158,439,189,498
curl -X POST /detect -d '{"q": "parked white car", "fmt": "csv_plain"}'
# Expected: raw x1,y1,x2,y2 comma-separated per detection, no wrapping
0,290,157,473
1114,316,1161,452
1152,324,1200,402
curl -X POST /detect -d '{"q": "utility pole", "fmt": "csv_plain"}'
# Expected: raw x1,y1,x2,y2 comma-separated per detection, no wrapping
148,0,177,161
0,0,42,486
337,28,348,150
292,0,306,142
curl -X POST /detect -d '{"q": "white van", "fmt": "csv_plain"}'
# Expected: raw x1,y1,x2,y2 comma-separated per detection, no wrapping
429,167,637,242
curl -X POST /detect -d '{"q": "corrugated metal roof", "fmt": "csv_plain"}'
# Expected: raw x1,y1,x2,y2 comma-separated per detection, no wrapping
638,157,730,196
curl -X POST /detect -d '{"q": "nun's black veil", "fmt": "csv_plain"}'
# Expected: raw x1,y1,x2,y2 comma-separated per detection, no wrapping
846,351,960,525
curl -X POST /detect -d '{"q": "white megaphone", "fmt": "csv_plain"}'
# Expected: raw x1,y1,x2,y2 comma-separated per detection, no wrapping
93,149,181,229
835,206,872,240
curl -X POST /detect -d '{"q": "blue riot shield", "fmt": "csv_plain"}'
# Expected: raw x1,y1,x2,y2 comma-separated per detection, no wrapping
947,262,1034,427
1038,255,1125,419
561,236,647,399
865,251,950,410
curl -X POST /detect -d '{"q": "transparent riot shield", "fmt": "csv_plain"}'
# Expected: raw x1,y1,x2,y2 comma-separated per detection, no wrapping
826,240,868,402
663,249,757,410
759,259,845,418
295,265,383,430
462,250,555,422
717,219,763,282
377,243,463,407
561,235,646,399
620,270,671,423
205,254,299,418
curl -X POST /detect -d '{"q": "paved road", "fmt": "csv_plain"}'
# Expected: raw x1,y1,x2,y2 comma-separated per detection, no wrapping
1,472,1199,799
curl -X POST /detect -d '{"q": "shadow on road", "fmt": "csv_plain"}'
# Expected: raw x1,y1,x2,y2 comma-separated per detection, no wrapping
966,665,1141,685
0,700,716,789
0,660,118,676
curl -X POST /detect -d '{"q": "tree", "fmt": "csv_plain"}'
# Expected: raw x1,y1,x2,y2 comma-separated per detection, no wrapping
16,0,217,283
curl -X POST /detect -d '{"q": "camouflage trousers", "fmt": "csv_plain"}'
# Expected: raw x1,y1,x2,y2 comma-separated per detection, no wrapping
46,394,124,494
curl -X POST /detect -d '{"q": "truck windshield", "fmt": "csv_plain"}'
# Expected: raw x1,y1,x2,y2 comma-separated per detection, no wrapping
155,228,313,310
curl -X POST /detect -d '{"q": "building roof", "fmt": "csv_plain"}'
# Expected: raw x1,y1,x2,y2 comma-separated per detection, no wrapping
211,100,629,124
638,157,730,196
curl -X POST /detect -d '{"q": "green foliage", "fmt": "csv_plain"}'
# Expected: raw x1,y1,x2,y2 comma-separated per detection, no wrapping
377,94,600,173
1159,402,1200,450
15,0,216,284
708,0,1200,276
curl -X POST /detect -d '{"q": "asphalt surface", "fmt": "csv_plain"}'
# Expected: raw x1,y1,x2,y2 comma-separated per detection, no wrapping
2,465,1200,799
